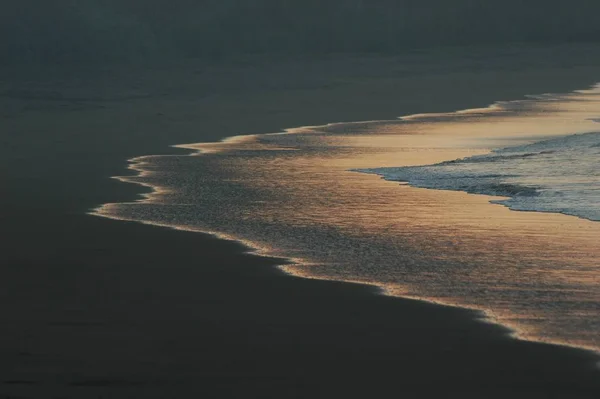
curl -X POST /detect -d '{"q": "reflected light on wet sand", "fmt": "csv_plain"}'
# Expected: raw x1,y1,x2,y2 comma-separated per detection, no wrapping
94,85,600,353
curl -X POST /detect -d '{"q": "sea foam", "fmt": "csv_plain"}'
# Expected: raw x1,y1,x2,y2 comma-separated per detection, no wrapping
360,131,600,221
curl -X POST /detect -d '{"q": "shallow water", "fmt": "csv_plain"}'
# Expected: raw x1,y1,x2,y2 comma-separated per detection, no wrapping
95,84,600,352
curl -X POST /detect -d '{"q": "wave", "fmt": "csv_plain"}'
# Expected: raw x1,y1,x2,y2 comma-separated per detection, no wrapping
93,83,600,354
361,131,600,221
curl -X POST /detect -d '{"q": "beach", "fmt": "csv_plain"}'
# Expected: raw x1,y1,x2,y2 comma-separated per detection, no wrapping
2,45,600,398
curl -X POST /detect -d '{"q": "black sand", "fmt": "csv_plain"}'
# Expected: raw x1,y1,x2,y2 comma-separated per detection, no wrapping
2,46,600,398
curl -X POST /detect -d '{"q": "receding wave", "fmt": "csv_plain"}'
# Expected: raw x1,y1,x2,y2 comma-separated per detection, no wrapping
93,84,600,354
362,131,600,221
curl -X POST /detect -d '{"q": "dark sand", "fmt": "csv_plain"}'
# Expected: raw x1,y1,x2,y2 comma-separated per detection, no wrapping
2,45,600,398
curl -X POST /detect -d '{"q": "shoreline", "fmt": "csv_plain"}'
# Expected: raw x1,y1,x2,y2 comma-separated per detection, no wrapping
4,48,600,397
93,85,600,356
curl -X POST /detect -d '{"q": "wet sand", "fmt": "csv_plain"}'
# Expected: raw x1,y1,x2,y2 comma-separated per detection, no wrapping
2,46,600,398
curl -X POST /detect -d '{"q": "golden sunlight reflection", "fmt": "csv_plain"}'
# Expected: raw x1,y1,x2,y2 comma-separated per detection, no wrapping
95,85,600,352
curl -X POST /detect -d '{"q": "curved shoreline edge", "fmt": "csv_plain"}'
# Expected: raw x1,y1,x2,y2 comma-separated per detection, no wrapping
90,85,600,364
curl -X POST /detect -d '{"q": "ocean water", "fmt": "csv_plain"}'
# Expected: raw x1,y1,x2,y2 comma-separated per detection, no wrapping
362,131,600,221
95,84,600,352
